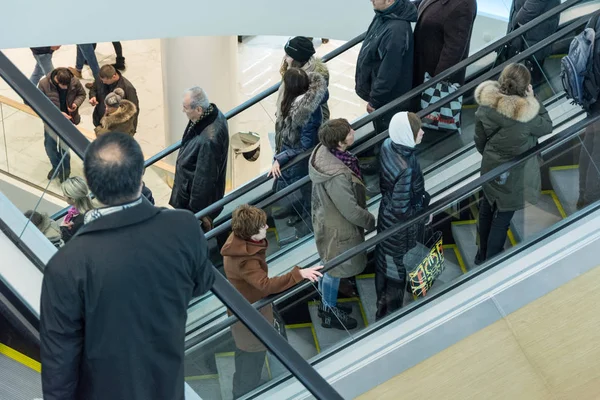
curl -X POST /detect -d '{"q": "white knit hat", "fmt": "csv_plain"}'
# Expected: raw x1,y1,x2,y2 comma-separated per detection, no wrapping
388,112,415,148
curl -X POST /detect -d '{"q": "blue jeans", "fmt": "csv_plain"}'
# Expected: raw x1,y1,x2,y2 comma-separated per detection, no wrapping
319,273,340,309
44,131,70,177
75,44,100,79
30,53,54,86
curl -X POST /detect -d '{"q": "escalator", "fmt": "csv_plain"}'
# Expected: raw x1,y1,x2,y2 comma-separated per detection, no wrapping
0,1,599,399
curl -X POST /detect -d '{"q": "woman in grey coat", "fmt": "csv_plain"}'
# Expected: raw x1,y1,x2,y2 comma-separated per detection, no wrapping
309,119,375,330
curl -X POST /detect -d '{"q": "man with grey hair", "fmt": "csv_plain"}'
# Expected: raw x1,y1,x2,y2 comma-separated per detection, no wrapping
169,87,229,231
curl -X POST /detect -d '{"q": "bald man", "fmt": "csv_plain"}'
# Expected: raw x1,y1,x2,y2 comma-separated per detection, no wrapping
39,132,215,400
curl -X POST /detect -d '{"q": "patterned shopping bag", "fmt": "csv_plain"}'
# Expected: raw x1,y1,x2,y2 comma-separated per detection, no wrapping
420,73,462,133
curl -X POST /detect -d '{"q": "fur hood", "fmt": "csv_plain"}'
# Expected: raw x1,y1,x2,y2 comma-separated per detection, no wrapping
276,72,327,146
100,99,137,128
475,80,540,123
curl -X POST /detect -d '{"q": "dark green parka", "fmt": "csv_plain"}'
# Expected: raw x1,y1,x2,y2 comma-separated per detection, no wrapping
474,80,553,211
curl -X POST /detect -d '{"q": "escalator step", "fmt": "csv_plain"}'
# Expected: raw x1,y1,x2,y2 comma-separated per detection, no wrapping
451,221,511,271
511,192,564,243
549,165,579,216
185,375,222,400
308,299,367,352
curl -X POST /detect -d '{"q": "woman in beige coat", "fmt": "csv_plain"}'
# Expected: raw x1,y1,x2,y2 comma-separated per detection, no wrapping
94,88,137,137
309,118,375,330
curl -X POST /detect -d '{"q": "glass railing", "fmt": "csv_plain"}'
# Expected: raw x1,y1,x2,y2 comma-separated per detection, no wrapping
189,111,600,400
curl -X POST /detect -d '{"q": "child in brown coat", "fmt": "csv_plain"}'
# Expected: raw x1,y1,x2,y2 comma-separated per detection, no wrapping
221,204,322,399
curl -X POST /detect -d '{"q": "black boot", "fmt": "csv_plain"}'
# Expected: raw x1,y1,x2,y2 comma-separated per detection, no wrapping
319,304,358,330
113,56,126,71
47,168,55,180
318,302,352,318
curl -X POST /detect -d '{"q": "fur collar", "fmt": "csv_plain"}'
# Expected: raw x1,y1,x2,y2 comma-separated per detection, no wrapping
276,72,326,146
100,100,137,127
475,80,540,123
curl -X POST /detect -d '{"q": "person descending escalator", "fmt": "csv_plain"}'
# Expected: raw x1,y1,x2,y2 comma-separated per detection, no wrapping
309,119,376,330
473,63,552,265
268,68,328,246
374,112,427,320
222,205,323,399
59,176,96,243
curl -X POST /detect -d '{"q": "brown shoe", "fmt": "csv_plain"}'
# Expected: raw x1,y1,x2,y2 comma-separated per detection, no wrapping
321,38,330,44
85,82,94,89
68,67,82,79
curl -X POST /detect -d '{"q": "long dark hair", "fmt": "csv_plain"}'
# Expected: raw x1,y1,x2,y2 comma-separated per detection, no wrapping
281,68,309,119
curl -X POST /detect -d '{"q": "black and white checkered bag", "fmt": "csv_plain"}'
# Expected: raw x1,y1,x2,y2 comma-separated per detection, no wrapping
420,73,462,133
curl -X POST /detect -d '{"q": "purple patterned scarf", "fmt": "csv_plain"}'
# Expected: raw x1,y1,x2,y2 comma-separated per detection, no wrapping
330,148,362,179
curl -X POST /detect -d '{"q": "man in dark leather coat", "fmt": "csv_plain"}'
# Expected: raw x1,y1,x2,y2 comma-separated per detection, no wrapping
169,87,229,229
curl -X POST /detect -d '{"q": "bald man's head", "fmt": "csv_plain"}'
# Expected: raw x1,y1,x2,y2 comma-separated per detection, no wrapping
84,133,144,206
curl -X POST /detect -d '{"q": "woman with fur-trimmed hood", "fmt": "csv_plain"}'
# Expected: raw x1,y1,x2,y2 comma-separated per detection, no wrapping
269,68,328,234
474,63,552,264
276,36,330,122
94,88,138,137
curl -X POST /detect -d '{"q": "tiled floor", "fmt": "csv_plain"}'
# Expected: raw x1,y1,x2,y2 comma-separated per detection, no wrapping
0,36,365,208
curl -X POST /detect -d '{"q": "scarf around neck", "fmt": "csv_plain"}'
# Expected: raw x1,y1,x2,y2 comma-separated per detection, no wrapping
330,148,362,179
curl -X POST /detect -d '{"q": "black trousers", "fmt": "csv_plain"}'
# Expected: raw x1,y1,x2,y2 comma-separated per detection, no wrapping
477,195,515,263
232,350,266,399
91,42,123,59
579,121,600,206
375,272,407,321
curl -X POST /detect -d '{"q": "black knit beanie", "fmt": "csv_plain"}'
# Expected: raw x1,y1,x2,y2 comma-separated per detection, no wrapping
284,37,316,63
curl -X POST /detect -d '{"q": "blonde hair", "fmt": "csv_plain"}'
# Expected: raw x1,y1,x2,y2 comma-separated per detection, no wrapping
61,176,94,213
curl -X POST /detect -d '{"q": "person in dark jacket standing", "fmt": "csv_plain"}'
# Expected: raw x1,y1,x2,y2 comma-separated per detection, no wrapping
413,0,477,89
505,0,560,85
222,204,322,398
309,119,376,329
374,112,426,319
30,46,60,86
89,65,140,133
356,0,417,132
169,87,229,230
40,132,215,400
474,63,552,264
269,68,327,243
38,68,86,182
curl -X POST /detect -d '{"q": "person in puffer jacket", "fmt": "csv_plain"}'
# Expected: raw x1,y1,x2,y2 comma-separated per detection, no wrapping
374,112,426,320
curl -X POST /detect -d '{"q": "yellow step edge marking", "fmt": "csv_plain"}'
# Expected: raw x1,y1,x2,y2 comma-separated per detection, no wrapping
310,324,321,354
267,227,279,242
356,298,370,327
285,323,314,329
549,165,579,171
264,353,272,379
451,219,477,226
462,104,478,109
507,229,517,247
549,190,568,219
0,343,41,373
215,351,235,358
548,53,567,59
185,374,220,381
356,273,375,279
444,244,468,274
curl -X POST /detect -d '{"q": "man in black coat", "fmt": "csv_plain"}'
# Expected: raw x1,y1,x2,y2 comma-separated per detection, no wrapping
40,133,215,400
355,0,417,132
169,86,229,230
89,64,140,133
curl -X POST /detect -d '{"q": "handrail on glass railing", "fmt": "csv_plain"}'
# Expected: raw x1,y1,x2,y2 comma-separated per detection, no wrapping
191,0,584,222
184,17,594,350
199,15,589,244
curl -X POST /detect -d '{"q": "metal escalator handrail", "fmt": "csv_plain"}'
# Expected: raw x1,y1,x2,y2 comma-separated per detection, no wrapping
46,33,367,222
184,17,595,350
200,15,589,243
191,0,583,222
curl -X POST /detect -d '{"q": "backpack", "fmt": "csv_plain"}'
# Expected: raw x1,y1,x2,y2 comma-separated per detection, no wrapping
561,13,600,110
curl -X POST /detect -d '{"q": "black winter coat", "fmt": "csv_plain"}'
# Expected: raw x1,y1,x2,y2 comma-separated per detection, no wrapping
413,0,477,87
40,198,215,400
169,104,229,220
375,139,425,282
89,72,140,132
507,0,560,60
355,0,417,109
